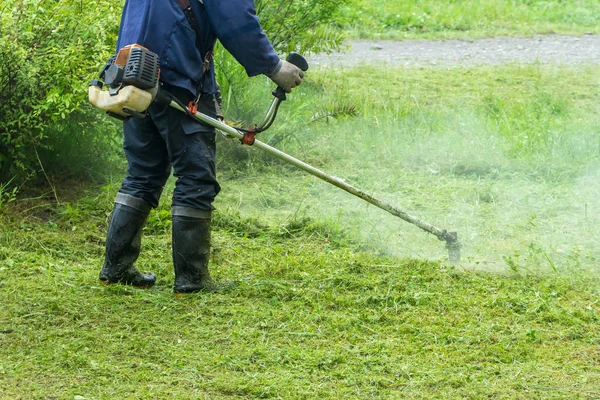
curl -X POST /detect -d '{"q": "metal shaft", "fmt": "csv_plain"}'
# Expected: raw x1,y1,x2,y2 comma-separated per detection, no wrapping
170,101,461,261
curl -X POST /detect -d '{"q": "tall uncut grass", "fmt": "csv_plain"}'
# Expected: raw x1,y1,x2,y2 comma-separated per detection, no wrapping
340,0,600,39
215,63,600,271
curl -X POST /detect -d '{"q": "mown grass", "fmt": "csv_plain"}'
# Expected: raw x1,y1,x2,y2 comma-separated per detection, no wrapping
1,196,599,398
339,0,600,39
2,62,600,397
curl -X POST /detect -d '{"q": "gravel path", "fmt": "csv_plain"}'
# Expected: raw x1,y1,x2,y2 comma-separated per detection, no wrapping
308,35,600,67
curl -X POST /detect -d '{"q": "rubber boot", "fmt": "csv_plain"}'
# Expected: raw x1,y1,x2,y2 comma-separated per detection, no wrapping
99,193,156,288
172,207,217,293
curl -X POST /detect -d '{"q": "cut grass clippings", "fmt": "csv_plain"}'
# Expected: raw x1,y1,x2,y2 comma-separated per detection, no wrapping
218,63,600,272
1,201,599,398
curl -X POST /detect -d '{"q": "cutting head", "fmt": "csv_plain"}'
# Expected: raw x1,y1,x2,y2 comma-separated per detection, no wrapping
444,231,461,262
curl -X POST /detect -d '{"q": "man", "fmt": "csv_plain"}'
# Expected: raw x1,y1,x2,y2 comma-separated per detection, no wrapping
99,0,304,292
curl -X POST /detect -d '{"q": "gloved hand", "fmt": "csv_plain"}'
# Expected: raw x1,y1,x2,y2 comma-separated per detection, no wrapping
269,60,304,93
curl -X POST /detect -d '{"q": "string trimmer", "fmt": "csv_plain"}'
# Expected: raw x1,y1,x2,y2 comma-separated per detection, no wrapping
89,44,462,262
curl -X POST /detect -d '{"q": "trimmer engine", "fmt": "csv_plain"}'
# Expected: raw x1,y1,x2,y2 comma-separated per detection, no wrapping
89,44,160,119
104,44,160,91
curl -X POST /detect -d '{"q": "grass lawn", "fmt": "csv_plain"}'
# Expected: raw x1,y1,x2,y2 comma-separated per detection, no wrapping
1,225,599,398
2,61,600,398
339,0,600,39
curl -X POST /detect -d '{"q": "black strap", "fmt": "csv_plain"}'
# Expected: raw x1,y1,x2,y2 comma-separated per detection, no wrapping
176,0,191,10
177,0,200,40
176,0,214,93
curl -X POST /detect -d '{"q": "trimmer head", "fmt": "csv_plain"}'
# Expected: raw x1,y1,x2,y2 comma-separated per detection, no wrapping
444,231,461,262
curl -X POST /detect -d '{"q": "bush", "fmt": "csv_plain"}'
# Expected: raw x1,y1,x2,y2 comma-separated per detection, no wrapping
0,0,121,183
256,0,348,55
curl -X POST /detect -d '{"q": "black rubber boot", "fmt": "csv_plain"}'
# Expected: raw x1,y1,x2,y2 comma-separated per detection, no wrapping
99,194,156,288
172,207,218,293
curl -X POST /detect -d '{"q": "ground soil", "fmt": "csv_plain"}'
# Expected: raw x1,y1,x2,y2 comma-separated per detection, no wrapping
308,34,600,67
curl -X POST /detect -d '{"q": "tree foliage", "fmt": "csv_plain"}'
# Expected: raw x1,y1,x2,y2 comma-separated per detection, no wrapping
256,0,347,55
0,0,120,182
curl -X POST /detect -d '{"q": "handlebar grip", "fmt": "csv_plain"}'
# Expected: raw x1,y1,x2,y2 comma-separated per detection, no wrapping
273,52,309,100
286,52,309,72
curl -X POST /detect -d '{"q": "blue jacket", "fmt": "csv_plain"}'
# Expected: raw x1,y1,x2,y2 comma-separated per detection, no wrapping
116,0,281,96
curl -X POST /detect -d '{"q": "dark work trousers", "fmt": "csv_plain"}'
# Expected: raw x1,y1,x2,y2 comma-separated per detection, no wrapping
119,84,221,211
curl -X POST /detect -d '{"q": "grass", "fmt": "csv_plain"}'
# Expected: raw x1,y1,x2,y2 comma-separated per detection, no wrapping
2,59,600,398
1,196,600,398
2,62,600,398
219,63,600,272
338,0,600,39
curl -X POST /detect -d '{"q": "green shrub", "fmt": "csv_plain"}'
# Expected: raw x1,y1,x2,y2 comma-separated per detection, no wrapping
0,0,120,183
256,0,347,55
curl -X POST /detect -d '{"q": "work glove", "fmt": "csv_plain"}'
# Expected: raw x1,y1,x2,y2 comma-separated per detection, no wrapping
268,60,304,93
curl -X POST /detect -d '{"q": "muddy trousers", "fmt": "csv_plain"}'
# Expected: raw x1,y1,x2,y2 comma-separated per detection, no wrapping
118,84,220,211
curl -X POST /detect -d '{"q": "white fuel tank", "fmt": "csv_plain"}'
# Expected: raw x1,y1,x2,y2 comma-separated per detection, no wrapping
88,85,153,117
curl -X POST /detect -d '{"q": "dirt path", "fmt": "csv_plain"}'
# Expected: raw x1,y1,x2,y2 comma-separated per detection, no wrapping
308,35,600,67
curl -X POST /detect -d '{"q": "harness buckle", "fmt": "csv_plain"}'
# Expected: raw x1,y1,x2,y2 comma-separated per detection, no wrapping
241,127,257,146
187,100,198,115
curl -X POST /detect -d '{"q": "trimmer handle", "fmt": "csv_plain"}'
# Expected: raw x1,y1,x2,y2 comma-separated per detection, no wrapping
272,52,309,101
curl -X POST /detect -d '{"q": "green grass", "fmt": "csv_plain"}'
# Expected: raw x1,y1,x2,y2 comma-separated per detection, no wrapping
338,0,600,39
221,63,600,272
2,63,600,397
1,197,600,398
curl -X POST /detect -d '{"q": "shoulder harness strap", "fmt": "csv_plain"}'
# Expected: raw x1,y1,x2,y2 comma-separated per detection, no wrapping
176,0,214,90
